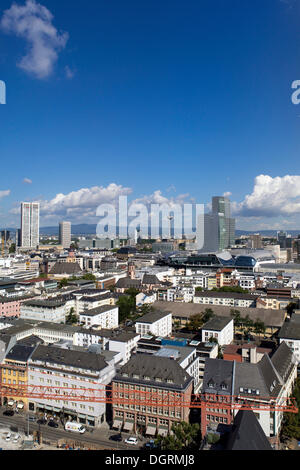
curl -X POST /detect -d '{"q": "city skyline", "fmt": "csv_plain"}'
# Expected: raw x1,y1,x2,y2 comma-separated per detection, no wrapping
0,0,300,231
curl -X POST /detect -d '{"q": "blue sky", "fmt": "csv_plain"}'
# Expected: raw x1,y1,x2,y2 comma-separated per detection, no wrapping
0,0,300,230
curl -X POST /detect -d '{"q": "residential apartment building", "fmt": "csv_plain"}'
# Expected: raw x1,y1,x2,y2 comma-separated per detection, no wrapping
73,329,140,366
201,342,297,445
194,291,258,308
20,299,67,323
278,313,300,367
1,343,36,412
201,316,234,346
135,311,172,338
111,355,193,436
166,287,195,303
28,345,116,428
79,305,119,329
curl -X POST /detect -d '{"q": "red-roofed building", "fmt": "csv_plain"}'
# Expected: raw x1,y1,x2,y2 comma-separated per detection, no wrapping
223,343,272,364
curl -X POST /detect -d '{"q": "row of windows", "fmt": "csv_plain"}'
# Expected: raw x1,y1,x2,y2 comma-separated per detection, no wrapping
115,383,181,397
2,369,25,376
115,404,182,417
207,415,228,424
2,379,25,386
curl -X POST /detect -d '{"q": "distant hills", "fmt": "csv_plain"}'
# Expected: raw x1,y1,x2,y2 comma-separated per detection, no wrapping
235,230,300,237
2,225,300,238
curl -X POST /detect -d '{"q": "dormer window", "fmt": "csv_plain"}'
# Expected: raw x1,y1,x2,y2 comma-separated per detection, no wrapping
208,379,215,389
220,382,227,391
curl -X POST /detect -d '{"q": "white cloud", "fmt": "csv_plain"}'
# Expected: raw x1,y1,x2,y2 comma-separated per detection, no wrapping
23,177,32,184
39,183,133,221
1,0,69,79
232,175,300,218
132,190,192,209
0,190,10,199
223,191,232,198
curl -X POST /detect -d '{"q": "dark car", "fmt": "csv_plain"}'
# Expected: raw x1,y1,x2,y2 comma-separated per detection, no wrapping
109,433,122,442
3,409,14,417
37,418,47,425
145,440,160,450
48,420,59,428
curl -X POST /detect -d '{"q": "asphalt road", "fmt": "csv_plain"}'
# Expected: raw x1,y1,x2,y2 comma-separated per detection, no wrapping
0,414,142,450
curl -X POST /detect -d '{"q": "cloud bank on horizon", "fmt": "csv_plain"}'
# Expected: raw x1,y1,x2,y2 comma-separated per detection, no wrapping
4,174,300,230
232,175,300,218
0,0,69,79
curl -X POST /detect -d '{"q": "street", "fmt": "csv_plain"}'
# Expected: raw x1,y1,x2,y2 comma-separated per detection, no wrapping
0,414,145,450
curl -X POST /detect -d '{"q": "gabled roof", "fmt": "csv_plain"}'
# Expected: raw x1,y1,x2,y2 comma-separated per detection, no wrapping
225,410,272,450
271,341,295,383
115,354,192,390
115,277,142,289
202,358,234,395
142,274,160,285
202,316,232,332
49,262,82,275
5,343,36,363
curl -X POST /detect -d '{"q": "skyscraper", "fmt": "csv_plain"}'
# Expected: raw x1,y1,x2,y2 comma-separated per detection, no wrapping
21,202,40,249
59,221,72,249
198,196,235,252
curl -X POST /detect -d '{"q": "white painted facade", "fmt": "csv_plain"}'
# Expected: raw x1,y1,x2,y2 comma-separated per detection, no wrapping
202,319,234,346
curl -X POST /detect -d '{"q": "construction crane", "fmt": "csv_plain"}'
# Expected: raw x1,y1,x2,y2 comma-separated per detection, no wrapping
0,382,297,414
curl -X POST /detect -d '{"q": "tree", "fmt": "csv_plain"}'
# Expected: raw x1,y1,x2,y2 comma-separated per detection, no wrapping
156,422,201,450
202,308,214,323
58,278,68,289
287,302,298,315
9,243,16,254
281,378,300,441
230,309,242,335
253,319,266,338
138,304,155,315
82,273,96,281
66,307,78,325
195,287,203,292
116,293,137,323
186,314,203,331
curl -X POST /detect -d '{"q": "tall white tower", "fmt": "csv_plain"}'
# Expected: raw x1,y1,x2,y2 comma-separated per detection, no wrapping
59,221,72,249
21,202,40,249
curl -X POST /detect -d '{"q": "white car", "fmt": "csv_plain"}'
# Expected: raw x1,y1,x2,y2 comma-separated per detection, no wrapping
13,434,20,443
5,433,12,441
124,437,138,445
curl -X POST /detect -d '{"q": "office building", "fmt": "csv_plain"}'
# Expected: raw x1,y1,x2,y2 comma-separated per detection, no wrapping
277,231,292,250
248,234,263,249
59,221,71,249
198,196,235,252
20,202,40,249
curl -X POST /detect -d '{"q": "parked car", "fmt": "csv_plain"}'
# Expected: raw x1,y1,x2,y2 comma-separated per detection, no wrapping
13,434,20,443
3,409,14,416
145,439,156,449
124,436,138,445
28,416,36,422
5,433,12,441
109,433,122,442
37,418,47,425
48,420,59,428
